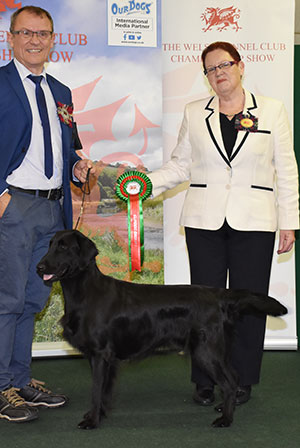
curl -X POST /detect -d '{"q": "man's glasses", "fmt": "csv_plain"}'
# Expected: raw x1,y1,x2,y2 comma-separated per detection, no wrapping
204,60,238,76
11,29,53,40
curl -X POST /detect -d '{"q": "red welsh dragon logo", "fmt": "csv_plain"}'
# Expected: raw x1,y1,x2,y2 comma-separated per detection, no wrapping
201,6,241,32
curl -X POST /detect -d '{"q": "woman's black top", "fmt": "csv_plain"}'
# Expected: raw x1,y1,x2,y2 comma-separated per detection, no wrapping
219,113,239,159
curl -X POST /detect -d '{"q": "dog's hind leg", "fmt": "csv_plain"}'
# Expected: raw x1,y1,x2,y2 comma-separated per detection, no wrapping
209,361,237,428
78,355,111,430
193,351,237,427
190,331,237,427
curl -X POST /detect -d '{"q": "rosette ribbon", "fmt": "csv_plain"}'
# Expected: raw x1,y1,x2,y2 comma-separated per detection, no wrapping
116,171,152,272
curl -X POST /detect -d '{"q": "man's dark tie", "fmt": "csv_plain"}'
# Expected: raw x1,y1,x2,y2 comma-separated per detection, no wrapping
28,74,53,179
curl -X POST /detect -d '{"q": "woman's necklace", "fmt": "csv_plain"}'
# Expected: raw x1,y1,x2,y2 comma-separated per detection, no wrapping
220,91,245,119
224,113,237,118
222,111,242,121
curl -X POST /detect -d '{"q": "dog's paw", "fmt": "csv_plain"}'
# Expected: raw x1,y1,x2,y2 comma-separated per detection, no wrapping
78,417,99,430
211,416,232,428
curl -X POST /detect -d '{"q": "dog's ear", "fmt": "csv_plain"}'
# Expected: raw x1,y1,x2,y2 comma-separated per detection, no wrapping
75,230,98,270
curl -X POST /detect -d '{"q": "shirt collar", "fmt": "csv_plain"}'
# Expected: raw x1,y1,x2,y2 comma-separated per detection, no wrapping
13,58,47,83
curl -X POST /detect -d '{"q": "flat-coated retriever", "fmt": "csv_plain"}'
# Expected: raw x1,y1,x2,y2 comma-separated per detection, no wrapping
37,229,287,430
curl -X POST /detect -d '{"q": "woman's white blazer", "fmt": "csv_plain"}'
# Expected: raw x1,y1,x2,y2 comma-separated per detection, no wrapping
149,90,299,231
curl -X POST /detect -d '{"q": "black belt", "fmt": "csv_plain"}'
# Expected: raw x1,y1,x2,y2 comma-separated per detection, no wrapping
9,186,63,201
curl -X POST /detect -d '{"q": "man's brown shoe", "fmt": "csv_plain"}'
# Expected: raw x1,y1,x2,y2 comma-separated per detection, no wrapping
18,379,68,408
0,387,39,422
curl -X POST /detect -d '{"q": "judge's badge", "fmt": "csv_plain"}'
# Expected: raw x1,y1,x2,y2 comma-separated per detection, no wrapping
235,113,258,132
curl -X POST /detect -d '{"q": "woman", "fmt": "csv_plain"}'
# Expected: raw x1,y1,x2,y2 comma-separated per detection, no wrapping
148,41,299,406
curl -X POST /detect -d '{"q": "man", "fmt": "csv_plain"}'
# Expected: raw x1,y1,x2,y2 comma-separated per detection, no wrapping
0,6,94,423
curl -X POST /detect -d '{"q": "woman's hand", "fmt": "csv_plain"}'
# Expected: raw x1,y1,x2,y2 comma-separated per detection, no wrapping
277,230,295,254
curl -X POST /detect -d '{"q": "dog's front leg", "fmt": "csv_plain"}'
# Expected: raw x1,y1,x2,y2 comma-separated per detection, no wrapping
78,355,106,430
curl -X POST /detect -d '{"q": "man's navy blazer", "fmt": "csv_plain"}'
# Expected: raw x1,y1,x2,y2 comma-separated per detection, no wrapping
0,60,81,228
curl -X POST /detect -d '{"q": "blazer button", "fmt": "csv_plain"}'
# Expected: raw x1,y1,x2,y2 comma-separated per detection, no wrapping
226,184,231,190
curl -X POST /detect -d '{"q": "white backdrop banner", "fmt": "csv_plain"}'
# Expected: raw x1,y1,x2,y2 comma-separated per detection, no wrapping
161,0,297,349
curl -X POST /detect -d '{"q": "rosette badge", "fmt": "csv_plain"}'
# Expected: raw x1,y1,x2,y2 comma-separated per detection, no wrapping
116,171,152,272
57,102,73,127
234,113,258,132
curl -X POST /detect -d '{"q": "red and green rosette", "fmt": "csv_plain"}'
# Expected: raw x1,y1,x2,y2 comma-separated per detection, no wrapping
116,171,152,272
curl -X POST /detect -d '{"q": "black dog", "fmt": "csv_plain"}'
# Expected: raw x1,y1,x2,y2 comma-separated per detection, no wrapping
37,229,287,430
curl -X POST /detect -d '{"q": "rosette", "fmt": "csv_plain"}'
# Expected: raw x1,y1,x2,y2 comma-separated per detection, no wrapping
116,171,152,271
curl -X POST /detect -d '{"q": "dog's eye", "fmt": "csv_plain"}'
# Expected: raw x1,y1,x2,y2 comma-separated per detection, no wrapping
58,241,68,251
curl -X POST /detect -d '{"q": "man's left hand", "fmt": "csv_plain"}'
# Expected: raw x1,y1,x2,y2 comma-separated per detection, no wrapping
74,159,95,183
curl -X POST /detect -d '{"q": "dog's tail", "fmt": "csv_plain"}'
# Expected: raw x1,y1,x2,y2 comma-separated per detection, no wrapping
227,290,288,317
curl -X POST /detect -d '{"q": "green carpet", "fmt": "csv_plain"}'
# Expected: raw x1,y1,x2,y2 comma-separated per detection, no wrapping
1,351,300,448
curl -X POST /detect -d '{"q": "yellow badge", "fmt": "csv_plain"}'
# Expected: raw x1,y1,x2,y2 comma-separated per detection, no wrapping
240,118,254,128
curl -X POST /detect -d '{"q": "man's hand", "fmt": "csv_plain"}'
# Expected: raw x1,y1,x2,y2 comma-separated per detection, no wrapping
0,192,11,218
277,229,295,254
74,159,95,183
